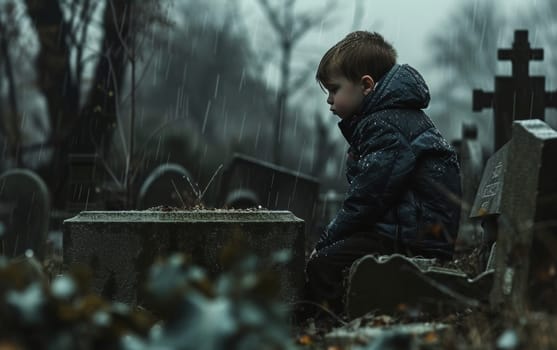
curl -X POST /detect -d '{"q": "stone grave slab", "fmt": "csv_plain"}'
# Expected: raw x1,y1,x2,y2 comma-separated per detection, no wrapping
345,254,494,319
137,163,197,209
63,210,304,304
0,169,50,258
489,119,557,313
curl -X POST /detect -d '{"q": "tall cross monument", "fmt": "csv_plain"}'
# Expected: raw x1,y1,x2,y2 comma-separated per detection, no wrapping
473,30,557,150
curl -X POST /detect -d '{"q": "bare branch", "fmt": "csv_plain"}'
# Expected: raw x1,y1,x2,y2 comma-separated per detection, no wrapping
291,0,334,43
257,0,284,36
108,0,133,61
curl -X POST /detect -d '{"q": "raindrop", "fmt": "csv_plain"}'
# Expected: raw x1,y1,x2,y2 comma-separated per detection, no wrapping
202,100,212,134
238,112,247,142
254,122,262,149
155,136,162,161
214,74,221,99
238,68,246,92
164,53,172,81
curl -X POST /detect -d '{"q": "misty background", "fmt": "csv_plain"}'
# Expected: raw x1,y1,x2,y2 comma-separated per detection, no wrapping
1,0,556,208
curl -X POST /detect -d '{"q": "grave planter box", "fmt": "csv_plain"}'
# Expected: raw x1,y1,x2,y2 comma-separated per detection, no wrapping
63,210,305,304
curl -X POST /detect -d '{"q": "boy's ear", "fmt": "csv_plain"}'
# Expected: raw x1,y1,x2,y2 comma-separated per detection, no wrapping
360,75,375,96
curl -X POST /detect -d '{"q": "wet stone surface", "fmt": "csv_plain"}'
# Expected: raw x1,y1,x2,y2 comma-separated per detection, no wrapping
63,210,305,304
345,254,493,319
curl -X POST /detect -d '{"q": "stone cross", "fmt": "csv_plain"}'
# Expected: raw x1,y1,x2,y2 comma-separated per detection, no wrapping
473,30,557,150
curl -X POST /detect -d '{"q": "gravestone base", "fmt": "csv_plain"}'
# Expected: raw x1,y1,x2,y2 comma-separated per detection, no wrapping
63,210,305,304
345,254,494,319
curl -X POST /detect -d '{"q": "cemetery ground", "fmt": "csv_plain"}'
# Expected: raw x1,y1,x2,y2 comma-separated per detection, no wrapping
2,229,557,349
2,29,557,349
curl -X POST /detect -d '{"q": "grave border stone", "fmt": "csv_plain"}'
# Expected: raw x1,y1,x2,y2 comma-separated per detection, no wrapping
63,209,305,304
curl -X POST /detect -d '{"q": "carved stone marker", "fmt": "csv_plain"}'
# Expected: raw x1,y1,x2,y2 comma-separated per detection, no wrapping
137,163,197,209
488,120,557,313
469,143,510,246
0,169,50,258
63,210,305,304
473,30,557,151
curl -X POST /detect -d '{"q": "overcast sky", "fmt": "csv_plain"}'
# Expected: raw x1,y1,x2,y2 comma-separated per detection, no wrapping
236,0,472,113
232,0,552,136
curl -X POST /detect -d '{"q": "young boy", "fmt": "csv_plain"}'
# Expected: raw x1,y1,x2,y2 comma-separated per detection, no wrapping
306,31,462,313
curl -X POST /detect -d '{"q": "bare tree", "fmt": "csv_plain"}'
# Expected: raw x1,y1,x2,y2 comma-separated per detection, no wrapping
257,0,333,165
427,1,506,145
11,0,169,208
0,0,23,165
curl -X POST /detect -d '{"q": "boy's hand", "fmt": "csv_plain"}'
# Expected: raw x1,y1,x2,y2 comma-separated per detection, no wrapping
309,249,317,260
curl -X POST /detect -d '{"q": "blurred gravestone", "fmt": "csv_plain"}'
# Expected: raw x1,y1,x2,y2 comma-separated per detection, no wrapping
223,188,259,209
469,143,509,249
219,154,319,242
0,169,50,258
488,120,557,314
66,154,106,211
473,30,557,151
138,163,197,209
456,123,484,250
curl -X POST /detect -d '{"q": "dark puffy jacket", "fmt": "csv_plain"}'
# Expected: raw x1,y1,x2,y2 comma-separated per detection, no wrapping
316,64,461,259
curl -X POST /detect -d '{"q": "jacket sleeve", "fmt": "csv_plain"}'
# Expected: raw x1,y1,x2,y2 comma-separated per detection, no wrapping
315,120,416,250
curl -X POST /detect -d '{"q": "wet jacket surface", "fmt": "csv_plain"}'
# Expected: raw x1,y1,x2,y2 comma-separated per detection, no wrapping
316,64,461,258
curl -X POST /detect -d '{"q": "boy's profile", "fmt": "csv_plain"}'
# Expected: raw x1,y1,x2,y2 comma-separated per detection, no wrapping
305,31,462,314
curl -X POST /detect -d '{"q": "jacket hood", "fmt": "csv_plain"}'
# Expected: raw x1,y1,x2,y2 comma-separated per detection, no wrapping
360,64,430,115
338,64,431,143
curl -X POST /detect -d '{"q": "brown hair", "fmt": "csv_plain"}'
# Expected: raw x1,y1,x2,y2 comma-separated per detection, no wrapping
316,31,397,87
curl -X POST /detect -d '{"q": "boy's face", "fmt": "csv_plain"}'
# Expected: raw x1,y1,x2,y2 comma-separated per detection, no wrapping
323,74,374,120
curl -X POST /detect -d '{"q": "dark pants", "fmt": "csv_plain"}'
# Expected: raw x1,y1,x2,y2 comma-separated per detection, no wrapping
305,232,397,314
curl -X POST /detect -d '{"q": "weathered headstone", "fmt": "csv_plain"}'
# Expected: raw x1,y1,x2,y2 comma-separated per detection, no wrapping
488,120,557,313
66,154,106,211
63,210,305,304
223,188,259,209
469,143,510,246
345,254,493,319
0,169,50,258
219,153,319,243
473,30,557,151
137,163,197,209
456,123,485,249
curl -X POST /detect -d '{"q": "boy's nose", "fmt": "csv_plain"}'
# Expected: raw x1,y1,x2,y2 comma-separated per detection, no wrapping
326,94,333,105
